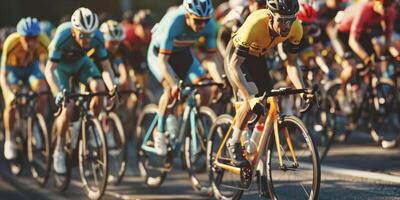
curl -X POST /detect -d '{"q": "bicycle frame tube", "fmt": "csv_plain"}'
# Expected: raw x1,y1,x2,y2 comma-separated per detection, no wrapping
141,113,159,154
214,116,239,174
190,108,199,154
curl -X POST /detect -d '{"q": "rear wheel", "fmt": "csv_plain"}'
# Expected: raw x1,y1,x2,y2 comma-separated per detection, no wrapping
100,112,127,185
27,113,50,186
207,115,243,200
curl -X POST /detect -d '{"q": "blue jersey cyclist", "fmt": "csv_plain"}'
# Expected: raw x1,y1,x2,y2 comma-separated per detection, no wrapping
45,7,117,174
148,0,224,156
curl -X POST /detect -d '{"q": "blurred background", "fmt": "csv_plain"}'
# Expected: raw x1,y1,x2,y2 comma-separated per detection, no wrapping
0,0,226,26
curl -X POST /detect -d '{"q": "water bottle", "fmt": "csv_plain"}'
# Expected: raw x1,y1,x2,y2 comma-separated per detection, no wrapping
245,123,264,154
166,115,178,139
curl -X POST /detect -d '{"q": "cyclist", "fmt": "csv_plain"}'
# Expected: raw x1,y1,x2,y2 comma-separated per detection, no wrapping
329,0,396,109
45,7,117,174
278,2,333,79
123,9,156,88
1,17,50,160
224,0,312,167
148,0,224,156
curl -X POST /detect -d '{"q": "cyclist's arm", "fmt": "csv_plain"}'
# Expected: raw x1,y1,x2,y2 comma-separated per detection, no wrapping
348,7,370,62
286,53,306,89
44,60,61,95
158,53,179,88
228,52,251,99
117,62,129,86
0,68,13,102
99,59,116,91
203,52,224,83
313,42,330,74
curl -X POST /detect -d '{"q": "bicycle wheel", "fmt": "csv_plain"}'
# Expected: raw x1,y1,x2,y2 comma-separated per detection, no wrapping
78,116,108,200
51,124,72,192
8,112,27,176
184,106,216,194
27,113,50,186
325,82,351,142
266,115,320,200
136,104,172,188
369,79,400,148
100,112,127,185
207,114,243,200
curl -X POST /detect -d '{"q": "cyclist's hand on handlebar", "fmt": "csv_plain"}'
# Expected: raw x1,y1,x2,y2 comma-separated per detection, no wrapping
108,85,119,105
54,91,64,107
301,92,314,104
171,86,180,100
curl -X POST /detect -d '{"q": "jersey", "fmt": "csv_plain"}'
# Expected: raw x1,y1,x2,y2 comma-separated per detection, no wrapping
150,5,218,54
48,22,108,63
1,32,49,68
232,9,303,57
123,24,152,52
337,2,397,39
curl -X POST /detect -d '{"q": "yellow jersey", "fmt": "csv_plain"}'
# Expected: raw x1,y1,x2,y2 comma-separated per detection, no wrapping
232,9,303,57
1,32,50,67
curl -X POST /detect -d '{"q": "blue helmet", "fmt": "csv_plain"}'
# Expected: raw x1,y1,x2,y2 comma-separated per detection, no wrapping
16,17,41,37
183,0,214,17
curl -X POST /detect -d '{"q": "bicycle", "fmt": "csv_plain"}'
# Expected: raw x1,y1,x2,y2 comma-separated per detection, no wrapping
50,90,111,200
6,88,50,187
207,87,320,200
136,80,221,193
324,58,400,149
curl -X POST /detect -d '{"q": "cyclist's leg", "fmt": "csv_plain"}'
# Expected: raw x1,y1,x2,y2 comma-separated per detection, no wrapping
28,60,49,115
2,66,22,159
77,56,104,117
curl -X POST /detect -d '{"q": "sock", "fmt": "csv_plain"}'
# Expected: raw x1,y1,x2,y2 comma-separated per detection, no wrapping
55,136,65,153
230,126,242,144
157,114,166,133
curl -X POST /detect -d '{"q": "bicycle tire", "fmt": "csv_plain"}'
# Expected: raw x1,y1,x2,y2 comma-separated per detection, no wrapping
369,78,400,148
184,106,216,195
136,104,172,188
78,116,108,200
207,114,243,200
27,113,50,187
102,112,127,185
266,115,320,200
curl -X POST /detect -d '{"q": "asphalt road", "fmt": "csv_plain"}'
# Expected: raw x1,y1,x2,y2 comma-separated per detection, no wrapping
0,130,399,200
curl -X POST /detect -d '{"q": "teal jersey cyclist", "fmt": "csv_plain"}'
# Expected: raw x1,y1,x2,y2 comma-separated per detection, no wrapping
148,0,224,156
45,7,117,174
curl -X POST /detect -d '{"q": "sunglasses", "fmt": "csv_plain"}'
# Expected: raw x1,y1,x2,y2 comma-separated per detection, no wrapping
269,10,296,25
74,29,95,39
189,14,211,26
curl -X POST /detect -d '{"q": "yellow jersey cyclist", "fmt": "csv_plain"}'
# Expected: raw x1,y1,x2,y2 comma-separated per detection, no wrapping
224,0,312,167
1,17,50,160
45,7,117,174
148,0,224,156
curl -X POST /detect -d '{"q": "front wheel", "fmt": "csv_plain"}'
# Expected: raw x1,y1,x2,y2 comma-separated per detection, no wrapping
266,115,320,200
27,113,50,186
78,116,108,200
184,106,216,195
369,79,400,148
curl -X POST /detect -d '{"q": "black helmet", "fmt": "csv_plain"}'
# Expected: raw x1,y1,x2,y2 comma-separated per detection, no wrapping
266,0,299,15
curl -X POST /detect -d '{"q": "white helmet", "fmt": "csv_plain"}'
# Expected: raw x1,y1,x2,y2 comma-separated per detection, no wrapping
71,7,99,33
100,20,125,41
